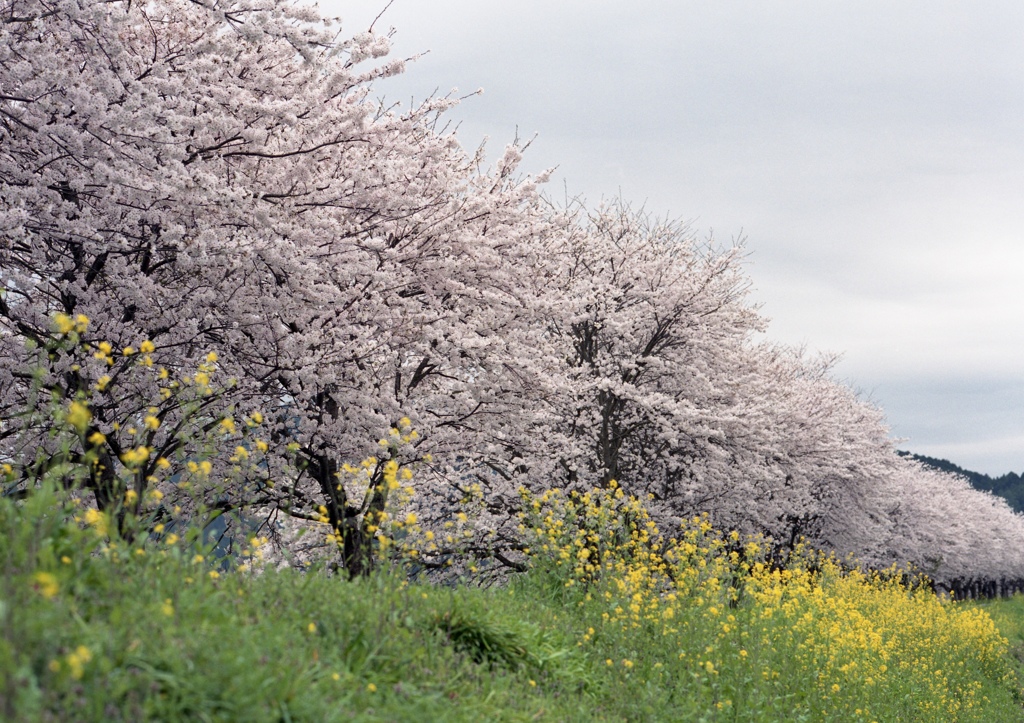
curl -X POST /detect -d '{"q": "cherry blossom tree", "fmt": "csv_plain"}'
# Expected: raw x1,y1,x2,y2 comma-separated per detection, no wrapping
533,200,1024,586
0,0,571,574
881,459,1024,592
536,203,887,546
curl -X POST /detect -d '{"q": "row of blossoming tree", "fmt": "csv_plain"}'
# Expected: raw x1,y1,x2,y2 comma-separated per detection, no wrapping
2,0,1023,589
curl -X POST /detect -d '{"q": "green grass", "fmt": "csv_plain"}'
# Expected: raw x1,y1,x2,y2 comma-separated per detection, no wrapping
6,553,592,720
5,485,1024,721
971,594,1024,708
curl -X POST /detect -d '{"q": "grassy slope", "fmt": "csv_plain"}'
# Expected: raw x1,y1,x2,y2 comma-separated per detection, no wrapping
972,595,1024,711
4,484,1024,721
10,557,635,722
7,554,1024,721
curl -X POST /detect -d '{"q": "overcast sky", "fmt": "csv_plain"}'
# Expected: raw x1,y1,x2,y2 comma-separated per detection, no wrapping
324,1,1024,475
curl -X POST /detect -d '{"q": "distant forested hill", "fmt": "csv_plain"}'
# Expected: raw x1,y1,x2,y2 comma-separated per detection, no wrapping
899,451,1024,514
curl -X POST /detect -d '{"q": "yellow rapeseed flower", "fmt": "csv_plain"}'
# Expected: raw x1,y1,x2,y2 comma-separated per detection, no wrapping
66,401,91,433
53,313,75,335
82,508,109,536
32,571,59,599
120,446,150,467
65,646,92,680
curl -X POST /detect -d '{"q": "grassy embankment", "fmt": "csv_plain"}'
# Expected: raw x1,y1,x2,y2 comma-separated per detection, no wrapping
5,480,1024,722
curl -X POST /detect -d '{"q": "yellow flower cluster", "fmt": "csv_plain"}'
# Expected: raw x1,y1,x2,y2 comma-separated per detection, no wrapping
48,645,93,681
328,451,424,557
53,313,89,336
522,483,1012,721
56,313,216,402
377,417,419,450
320,437,481,569
32,571,60,599
65,400,91,434
120,445,151,467
743,553,1010,718
79,508,110,538
185,460,212,477
88,336,157,369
